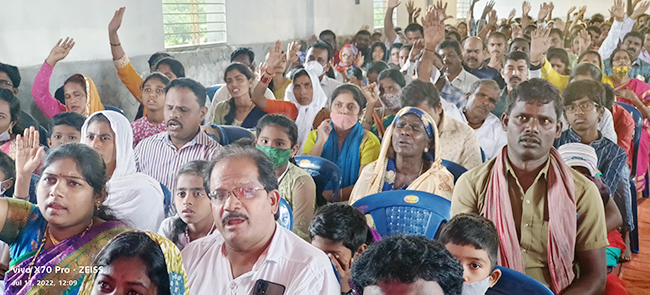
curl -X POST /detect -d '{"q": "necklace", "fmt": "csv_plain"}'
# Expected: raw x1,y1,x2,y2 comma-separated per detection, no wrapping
185,221,216,245
28,219,94,280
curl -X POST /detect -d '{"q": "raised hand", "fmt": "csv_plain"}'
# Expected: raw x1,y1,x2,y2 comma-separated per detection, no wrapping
530,27,551,63
388,0,402,9
46,37,75,66
108,7,125,34
482,0,496,18
632,1,650,19
423,5,449,50
522,1,532,16
511,23,523,39
567,6,577,16
413,7,422,22
434,0,451,22
361,83,380,107
409,39,425,62
15,127,46,178
538,3,550,22
508,9,517,21
265,41,283,74
286,41,301,66
359,24,370,32
406,0,416,15
470,0,480,10
578,5,587,16
609,0,626,22
488,9,498,26
576,29,592,54
308,34,318,46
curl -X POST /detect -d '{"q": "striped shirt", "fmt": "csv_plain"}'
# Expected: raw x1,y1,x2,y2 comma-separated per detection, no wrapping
134,130,221,191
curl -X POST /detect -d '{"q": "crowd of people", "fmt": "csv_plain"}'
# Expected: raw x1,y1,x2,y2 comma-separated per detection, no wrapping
0,0,646,294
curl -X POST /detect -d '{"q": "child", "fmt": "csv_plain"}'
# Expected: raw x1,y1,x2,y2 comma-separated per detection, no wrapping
438,213,502,295
309,203,369,295
48,112,85,148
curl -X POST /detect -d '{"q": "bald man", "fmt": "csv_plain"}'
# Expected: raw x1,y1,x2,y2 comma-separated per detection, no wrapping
462,37,506,89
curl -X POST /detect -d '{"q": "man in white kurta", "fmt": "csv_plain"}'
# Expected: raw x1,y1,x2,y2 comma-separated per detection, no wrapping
181,145,339,295
460,79,508,160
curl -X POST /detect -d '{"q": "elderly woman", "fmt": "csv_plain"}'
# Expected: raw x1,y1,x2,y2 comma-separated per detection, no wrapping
350,107,455,205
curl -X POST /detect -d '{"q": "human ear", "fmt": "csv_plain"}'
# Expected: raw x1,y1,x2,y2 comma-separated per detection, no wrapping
501,113,509,131
489,268,502,287
290,145,299,158
268,190,280,215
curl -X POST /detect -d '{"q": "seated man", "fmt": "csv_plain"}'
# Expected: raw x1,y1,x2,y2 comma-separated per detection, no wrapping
401,80,482,170
351,234,464,295
135,78,221,193
182,145,339,294
463,36,506,89
48,112,85,148
307,41,343,100
438,40,480,94
309,203,369,294
494,51,531,117
438,213,502,295
460,80,507,159
452,78,608,294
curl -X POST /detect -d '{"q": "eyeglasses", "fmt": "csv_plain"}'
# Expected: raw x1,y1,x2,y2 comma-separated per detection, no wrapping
564,101,599,113
341,53,354,58
0,80,13,88
208,186,265,204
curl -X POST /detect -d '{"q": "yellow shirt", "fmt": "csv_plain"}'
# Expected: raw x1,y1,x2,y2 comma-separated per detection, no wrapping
302,130,381,166
541,58,570,91
451,156,608,287
273,79,292,100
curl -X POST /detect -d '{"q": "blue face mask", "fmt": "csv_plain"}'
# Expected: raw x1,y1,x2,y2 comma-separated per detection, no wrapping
462,276,491,295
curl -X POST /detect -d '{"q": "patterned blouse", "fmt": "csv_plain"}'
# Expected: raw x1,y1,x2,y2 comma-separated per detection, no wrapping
131,116,166,147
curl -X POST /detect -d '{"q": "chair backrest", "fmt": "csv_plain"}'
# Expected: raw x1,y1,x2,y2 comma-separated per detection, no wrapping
278,198,293,230
103,105,125,116
160,183,172,217
294,156,342,204
486,266,554,295
615,102,642,177
441,160,468,184
351,191,450,239
208,124,255,146
206,84,224,101
480,147,487,163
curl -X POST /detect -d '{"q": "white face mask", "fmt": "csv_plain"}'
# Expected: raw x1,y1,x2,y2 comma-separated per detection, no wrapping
461,276,492,295
0,122,15,142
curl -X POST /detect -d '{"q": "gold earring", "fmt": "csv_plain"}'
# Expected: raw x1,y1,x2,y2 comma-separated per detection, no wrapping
424,147,429,153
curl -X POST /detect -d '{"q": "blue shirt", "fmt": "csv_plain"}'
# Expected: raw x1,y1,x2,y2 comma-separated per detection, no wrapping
465,62,506,89
441,80,467,109
604,57,650,83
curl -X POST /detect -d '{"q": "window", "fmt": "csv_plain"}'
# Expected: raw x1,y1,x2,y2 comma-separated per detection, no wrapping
162,0,227,48
373,0,397,28
456,0,470,20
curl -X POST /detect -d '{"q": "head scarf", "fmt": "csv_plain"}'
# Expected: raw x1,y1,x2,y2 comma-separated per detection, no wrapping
557,143,599,177
336,44,363,74
285,61,329,152
78,232,190,295
360,107,454,197
81,111,164,231
70,75,104,117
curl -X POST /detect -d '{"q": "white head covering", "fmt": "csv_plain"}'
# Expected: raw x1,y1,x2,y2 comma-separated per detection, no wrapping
81,110,165,231
285,61,329,152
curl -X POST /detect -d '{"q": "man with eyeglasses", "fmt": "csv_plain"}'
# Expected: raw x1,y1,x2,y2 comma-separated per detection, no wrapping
452,79,608,294
181,145,339,295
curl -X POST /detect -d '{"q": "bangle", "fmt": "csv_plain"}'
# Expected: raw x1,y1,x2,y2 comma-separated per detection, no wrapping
260,72,273,85
110,43,121,47
265,69,274,76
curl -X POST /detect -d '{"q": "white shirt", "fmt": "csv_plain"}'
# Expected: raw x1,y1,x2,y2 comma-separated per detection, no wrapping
320,76,342,107
561,107,617,143
441,98,464,122
460,110,508,159
181,226,340,295
450,69,481,93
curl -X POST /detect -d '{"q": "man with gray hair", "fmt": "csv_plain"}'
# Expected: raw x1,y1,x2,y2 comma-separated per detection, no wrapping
181,145,339,295
460,79,507,159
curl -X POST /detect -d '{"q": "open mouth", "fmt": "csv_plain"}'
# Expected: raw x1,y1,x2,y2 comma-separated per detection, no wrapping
167,120,182,130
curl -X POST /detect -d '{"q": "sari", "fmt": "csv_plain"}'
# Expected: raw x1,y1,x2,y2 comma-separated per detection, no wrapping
1,199,129,295
211,99,268,128
349,107,455,204
78,232,190,295
321,121,366,188
334,44,363,78
614,78,650,192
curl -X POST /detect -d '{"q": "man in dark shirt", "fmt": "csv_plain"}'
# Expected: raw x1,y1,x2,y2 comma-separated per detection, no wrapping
462,37,506,89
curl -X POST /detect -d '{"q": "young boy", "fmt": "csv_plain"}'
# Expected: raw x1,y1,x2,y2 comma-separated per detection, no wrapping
48,112,85,148
438,213,501,295
309,203,369,295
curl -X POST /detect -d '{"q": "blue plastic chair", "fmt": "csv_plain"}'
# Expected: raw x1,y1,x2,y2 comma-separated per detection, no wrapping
486,266,553,295
206,84,224,101
441,160,468,184
615,102,641,254
294,156,342,205
278,198,293,230
103,105,125,116
480,147,487,163
160,183,172,217
207,125,255,146
351,191,450,239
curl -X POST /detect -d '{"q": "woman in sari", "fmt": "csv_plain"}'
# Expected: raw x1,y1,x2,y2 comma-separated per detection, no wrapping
335,44,364,81
210,63,269,128
4,137,129,295
0,89,22,159
363,69,406,140
79,231,189,295
350,107,455,206
31,38,104,119
82,111,165,232
609,48,650,195
304,84,381,201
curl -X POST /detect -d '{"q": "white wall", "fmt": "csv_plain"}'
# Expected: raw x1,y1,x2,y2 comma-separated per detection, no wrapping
0,0,164,68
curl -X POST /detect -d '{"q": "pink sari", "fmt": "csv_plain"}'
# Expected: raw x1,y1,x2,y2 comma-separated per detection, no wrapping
615,78,650,192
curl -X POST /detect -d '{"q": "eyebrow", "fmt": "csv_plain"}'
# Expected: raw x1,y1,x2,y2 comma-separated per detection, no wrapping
176,187,205,191
42,172,85,181
86,132,112,137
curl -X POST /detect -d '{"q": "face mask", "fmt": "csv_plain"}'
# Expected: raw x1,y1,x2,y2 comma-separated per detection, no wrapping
0,122,15,142
380,93,401,110
0,177,13,197
330,112,359,130
461,276,492,295
612,66,631,77
256,144,292,168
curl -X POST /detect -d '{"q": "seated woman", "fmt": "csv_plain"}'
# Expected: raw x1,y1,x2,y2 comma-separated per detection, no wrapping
363,69,405,139
131,73,170,147
548,47,571,76
0,89,22,158
365,42,388,68
335,44,364,81
82,111,165,231
32,37,104,118
158,160,215,251
350,107,454,206
79,231,189,295
577,50,614,86
388,43,403,69
303,84,381,201
3,141,129,294
255,114,316,241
